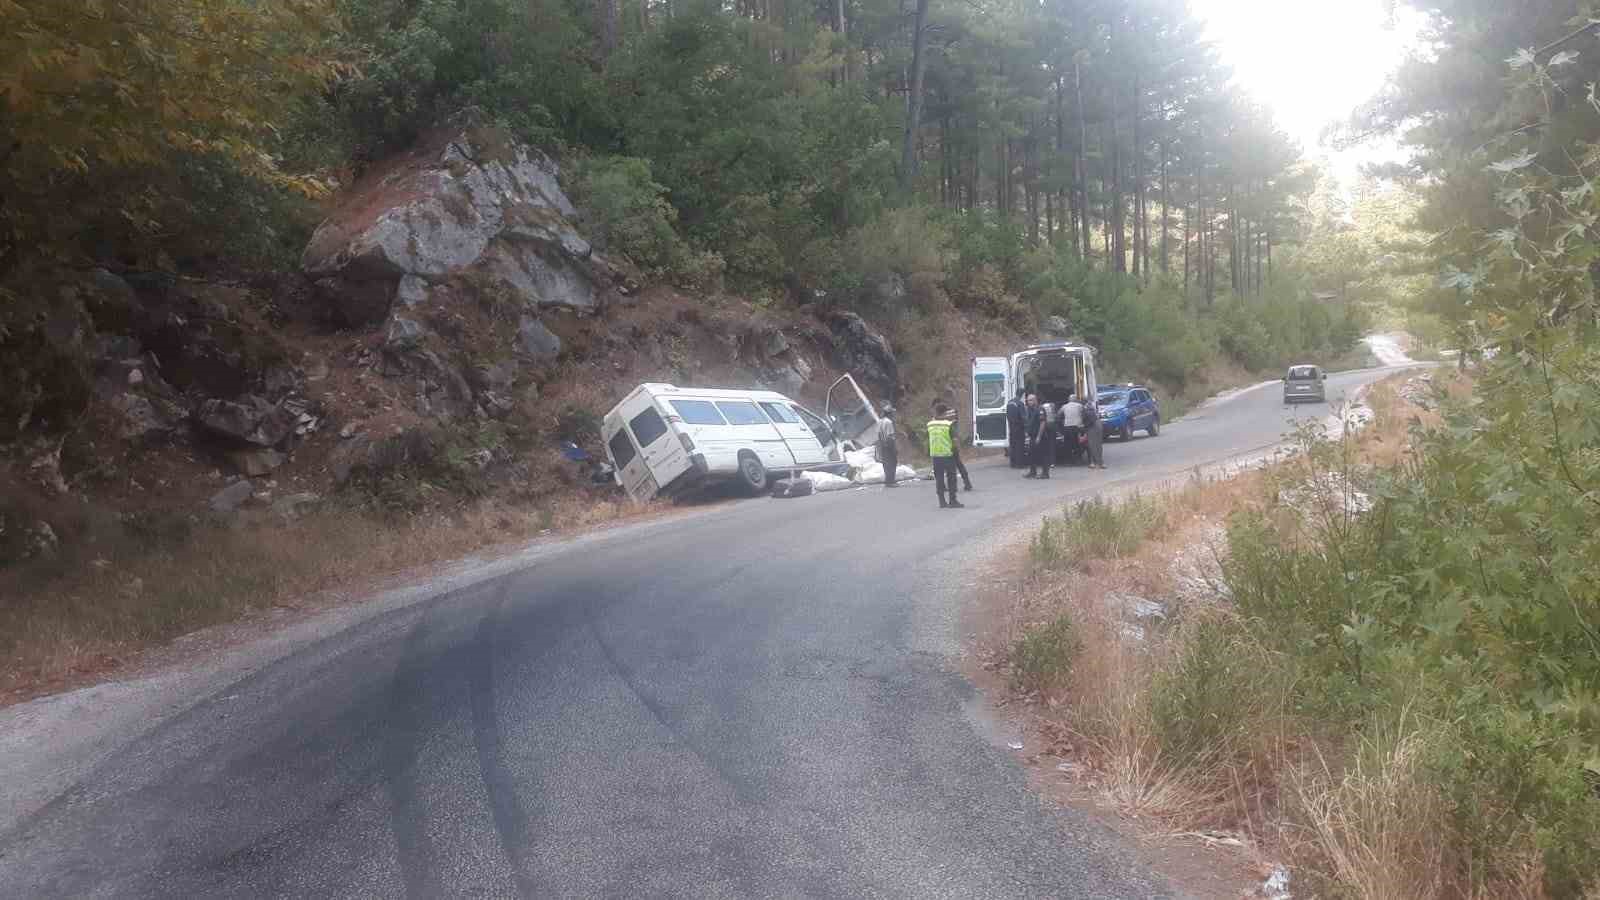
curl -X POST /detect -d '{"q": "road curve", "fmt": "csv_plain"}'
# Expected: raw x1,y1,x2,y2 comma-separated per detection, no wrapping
0,366,1413,899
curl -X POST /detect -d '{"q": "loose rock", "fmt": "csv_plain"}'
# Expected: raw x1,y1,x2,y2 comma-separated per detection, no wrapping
208,480,255,514
226,447,287,477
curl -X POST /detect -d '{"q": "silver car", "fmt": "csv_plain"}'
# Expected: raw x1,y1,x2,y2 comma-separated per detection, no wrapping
1283,364,1326,403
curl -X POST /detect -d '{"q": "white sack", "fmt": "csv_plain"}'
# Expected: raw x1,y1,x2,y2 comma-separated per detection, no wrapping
805,472,854,492
843,445,878,469
853,463,918,485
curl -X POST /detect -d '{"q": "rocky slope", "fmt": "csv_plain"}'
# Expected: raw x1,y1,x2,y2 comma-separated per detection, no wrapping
1,124,996,571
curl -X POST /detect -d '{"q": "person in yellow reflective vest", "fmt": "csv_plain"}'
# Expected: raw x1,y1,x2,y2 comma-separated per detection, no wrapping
926,410,964,509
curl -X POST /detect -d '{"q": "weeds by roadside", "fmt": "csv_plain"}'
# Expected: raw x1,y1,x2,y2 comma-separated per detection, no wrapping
995,372,1600,898
1030,493,1167,569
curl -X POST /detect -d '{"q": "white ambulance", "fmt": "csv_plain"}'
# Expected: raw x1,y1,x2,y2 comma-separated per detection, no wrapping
970,342,1099,459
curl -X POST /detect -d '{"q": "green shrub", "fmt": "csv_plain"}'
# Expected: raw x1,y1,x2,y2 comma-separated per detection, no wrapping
572,155,692,278
1144,612,1275,764
1011,613,1081,694
334,0,611,153
1032,494,1167,570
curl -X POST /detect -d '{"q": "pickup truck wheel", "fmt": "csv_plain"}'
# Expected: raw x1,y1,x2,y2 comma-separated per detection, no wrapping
737,452,768,495
1148,416,1159,437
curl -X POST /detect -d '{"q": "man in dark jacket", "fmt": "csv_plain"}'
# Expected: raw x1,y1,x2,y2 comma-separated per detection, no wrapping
1023,392,1053,479
1005,388,1027,468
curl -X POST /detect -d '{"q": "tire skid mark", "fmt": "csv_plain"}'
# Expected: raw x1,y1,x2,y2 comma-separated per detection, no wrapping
582,562,762,806
466,581,539,899
381,605,446,899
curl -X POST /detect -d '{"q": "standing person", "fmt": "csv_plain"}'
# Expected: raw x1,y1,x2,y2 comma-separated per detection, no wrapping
939,403,974,491
1023,393,1053,479
1060,394,1085,464
1084,396,1106,469
926,408,963,508
1005,388,1027,468
877,404,900,487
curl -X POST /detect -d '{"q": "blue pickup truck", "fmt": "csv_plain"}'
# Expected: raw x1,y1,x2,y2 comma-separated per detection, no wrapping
1095,384,1161,441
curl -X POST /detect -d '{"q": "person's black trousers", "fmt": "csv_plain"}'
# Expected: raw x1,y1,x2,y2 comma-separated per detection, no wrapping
1031,431,1054,477
950,445,972,489
881,444,899,486
1060,425,1081,463
1008,433,1026,467
932,457,958,503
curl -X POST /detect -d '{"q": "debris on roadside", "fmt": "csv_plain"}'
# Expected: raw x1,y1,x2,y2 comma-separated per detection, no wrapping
1261,864,1292,899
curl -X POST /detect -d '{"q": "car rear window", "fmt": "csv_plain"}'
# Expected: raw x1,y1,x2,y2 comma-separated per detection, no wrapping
671,399,726,425
629,407,669,447
1288,366,1319,380
607,428,637,468
716,401,771,426
758,402,800,424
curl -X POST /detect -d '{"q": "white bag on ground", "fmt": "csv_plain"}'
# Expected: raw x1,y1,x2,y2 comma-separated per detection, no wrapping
806,471,854,492
853,463,918,484
843,445,878,469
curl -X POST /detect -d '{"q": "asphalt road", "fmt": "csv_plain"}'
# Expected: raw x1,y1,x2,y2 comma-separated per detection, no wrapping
0,367,1411,899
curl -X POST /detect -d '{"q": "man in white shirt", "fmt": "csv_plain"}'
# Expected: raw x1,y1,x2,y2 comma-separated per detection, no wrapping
877,405,899,487
1060,395,1085,463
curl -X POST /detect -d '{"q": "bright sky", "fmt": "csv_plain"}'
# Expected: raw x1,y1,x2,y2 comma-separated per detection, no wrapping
1188,0,1427,185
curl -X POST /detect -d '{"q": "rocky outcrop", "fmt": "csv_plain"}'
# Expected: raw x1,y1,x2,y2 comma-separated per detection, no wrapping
300,124,619,427
302,124,617,328
825,311,898,401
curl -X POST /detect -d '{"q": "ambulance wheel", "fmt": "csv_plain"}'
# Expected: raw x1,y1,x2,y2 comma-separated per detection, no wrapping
738,452,768,495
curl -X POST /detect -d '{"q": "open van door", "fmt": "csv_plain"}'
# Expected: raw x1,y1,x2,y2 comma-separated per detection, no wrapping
824,374,881,450
971,356,1009,448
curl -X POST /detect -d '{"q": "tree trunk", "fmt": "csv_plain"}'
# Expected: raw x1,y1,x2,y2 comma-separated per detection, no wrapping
1132,64,1143,284
597,0,619,63
1182,202,1191,292
1074,58,1091,264
1109,114,1124,273
899,0,931,191
1159,139,1169,274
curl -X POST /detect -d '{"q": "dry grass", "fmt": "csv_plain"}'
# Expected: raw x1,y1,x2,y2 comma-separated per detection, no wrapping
0,489,662,705
989,370,1484,893
1284,711,1456,900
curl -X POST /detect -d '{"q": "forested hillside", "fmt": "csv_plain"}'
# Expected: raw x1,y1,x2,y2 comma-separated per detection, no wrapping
2,0,1373,386
0,0,1390,690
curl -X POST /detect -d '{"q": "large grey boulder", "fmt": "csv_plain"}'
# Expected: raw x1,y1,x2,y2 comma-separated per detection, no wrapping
302,125,605,327
825,311,899,401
